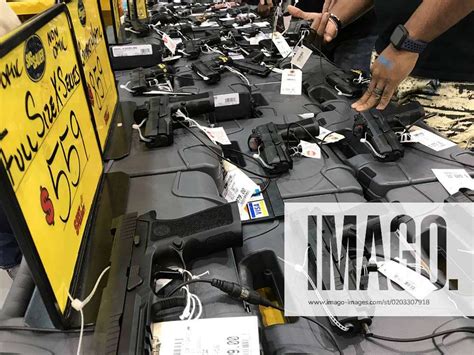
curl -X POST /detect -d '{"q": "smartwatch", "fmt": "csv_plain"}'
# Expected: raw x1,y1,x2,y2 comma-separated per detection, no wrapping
390,24,428,53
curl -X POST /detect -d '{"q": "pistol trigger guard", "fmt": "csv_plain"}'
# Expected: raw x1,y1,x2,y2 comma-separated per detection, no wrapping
148,79,160,87
360,134,387,160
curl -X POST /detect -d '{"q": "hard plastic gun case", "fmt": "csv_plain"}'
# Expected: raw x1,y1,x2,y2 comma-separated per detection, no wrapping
94,170,248,354
303,98,474,200
221,113,365,200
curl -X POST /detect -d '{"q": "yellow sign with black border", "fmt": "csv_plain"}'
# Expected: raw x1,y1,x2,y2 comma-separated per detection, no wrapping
135,0,148,20
65,0,119,151
0,6,102,317
110,0,122,42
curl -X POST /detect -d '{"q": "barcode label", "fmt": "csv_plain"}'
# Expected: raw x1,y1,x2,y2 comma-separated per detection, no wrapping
173,338,184,355
151,316,259,355
214,93,240,107
242,337,250,355
378,260,436,299
111,44,153,57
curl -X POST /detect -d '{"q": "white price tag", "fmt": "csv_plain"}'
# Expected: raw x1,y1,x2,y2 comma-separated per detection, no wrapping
299,140,321,159
162,33,177,55
214,93,240,107
291,45,312,69
202,127,231,145
378,260,437,299
272,32,292,58
432,169,474,195
246,32,269,45
222,161,259,218
112,44,152,57
280,69,302,95
317,127,345,144
228,52,245,60
254,21,270,28
283,15,292,32
151,316,260,355
298,113,315,119
409,127,456,151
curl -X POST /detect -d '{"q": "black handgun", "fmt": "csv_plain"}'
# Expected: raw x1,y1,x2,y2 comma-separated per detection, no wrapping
181,32,221,59
134,92,215,148
93,203,243,352
149,202,242,270
130,64,174,95
352,101,425,161
326,69,367,98
126,18,150,37
248,118,320,174
232,59,270,77
191,55,232,84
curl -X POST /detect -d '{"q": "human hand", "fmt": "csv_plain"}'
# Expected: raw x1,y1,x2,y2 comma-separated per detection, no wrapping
352,44,419,111
287,5,337,43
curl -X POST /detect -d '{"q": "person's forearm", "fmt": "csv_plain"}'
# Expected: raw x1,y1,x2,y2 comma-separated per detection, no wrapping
330,0,374,27
405,0,474,42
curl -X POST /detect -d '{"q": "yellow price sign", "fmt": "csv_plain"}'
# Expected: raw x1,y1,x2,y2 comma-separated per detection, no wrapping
135,0,148,20
66,0,119,151
0,6,102,325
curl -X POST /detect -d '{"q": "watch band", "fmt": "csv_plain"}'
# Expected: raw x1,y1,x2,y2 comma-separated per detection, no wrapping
329,13,342,35
400,37,428,53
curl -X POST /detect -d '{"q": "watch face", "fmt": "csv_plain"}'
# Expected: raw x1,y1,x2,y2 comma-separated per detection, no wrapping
390,25,407,48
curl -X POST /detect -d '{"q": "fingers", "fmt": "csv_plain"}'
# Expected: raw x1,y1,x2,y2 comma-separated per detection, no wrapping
324,17,338,42
351,80,375,110
322,0,332,13
352,79,387,111
376,83,395,110
287,5,316,21
317,12,330,37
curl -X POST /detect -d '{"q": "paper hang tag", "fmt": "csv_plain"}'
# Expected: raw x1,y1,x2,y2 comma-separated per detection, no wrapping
272,32,293,58
298,140,321,159
228,52,245,60
280,68,302,95
298,113,315,119
222,161,259,217
162,33,177,55
409,127,456,151
254,21,270,28
378,260,437,299
291,45,312,69
283,15,292,32
432,169,474,195
317,127,345,144
202,127,231,145
151,316,260,355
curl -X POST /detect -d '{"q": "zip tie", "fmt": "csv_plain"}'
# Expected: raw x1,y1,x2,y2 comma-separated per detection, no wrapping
119,81,134,93
277,256,350,332
334,85,353,97
132,119,152,142
360,137,387,159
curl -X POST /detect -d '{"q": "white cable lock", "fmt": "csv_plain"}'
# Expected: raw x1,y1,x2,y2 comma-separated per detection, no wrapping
132,119,152,142
277,254,351,333
222,65,251,86
68,266,111,355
